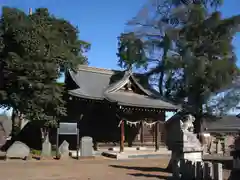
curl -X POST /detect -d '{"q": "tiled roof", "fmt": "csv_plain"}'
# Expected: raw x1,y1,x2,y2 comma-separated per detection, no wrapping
67,65,179,111
204,115,240,132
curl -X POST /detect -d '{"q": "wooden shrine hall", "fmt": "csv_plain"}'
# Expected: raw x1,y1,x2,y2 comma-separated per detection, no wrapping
64,65,180,152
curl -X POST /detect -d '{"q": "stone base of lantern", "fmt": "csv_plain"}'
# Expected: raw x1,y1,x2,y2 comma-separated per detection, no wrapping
229,150,240,180
166,150,203,172
231,150,240,170
182,150,203,162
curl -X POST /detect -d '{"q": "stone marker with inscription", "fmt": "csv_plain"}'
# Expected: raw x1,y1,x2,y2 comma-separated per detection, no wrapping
6,141,30,159
41,135,52,157
81,136,93,157
59,140,69,158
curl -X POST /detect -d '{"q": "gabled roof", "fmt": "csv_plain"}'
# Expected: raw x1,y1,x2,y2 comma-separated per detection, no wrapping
204,115,240,133
68,65,179,111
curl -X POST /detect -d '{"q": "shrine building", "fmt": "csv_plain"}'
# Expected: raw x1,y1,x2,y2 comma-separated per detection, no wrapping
64,65,180,151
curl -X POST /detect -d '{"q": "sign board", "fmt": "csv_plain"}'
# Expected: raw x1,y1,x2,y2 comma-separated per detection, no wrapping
58,122,78,135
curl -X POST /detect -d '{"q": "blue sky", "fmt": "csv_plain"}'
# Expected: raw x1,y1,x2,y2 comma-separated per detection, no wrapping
0,0,240,118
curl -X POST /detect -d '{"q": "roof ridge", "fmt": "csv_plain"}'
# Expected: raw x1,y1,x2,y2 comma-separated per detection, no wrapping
78,65,117,75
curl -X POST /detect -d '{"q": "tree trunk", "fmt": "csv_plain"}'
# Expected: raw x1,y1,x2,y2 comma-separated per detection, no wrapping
41,127,49,142
17,112,24,130
11,109,18,138
158,43,168,96
188,93,204,143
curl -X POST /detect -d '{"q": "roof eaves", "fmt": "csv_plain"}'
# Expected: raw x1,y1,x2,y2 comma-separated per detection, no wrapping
103,92,179,111
68,70,81,88
117,101,178,110
68,89,104,100
204,127,240,133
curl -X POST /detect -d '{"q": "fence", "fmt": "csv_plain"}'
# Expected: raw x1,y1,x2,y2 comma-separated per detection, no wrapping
173,159,223,180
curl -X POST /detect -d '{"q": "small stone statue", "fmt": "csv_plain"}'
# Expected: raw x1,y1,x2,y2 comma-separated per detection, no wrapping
166,114,203,172
181,114,202,151
180,114,195,133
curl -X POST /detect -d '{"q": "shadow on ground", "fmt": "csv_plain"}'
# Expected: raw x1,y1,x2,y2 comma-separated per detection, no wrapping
110,165,171,179
128,173,169,179
110,165,169,172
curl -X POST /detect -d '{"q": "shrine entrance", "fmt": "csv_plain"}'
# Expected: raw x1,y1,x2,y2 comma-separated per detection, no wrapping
116,108,169,152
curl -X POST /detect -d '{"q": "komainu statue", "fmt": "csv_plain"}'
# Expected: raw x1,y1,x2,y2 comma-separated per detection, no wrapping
181,114,202,151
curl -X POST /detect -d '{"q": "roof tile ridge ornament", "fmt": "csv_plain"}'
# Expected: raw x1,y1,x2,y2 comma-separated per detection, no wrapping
126,65,133,75
103,70,131,94
125,65,157,97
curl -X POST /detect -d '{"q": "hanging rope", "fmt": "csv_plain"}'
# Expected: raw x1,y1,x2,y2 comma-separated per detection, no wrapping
116,113,160,128
143,121,159,128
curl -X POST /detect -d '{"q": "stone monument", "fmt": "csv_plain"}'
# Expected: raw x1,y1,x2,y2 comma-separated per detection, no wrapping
41,135,52,157
6,141,30,159
59,140,69,158
81,136,93,157
166,114,203,173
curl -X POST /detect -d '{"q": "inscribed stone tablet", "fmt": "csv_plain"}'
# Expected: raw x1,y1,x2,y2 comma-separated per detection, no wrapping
41,136,52,157
81,136,93,157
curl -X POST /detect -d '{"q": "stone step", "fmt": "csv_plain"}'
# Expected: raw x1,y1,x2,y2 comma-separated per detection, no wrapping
102,151,170,160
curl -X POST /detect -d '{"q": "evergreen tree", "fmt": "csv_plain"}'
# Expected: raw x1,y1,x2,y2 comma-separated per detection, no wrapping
117,32,147,70
119,0,240,133
0,7,90,131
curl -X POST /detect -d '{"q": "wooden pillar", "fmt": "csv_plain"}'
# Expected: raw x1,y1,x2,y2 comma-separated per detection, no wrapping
76,127,80,160
56,128,59,158
160,113,166,145
120,120,125,152
155,112,165,151
155,121,160,151
140,120,144,146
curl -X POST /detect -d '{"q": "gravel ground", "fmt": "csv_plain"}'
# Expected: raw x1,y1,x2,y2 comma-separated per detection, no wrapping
0,157,231,180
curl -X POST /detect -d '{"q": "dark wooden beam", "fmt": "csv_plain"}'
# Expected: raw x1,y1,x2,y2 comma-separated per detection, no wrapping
140,120,144,147
120,120,125,152
155,112,165,151
154,121,160,151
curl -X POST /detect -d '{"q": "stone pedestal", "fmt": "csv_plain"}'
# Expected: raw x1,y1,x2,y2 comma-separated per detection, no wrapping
182,151,202,162
229,136,240,180
167,149,203,171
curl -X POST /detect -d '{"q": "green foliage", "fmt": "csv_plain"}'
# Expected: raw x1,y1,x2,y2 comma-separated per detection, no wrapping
31,149,42,155
117,32,147,70
165,11,240,110
123,0,240,132
0,7,90,127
